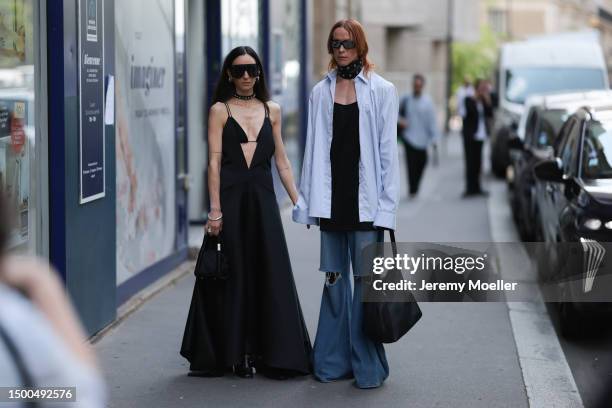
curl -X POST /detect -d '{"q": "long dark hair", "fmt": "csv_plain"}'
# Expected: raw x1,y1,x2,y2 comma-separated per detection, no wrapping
212,46,270,103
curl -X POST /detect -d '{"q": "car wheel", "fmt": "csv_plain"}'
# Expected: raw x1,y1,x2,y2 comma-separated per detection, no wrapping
556,281,589,339
491,128,510,178
557,300,585,338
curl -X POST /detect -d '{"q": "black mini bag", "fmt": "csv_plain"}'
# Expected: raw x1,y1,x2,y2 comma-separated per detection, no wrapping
194,234,229,280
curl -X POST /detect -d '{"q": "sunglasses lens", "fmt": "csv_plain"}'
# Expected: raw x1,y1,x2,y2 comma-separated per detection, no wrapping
230,66,243,78
344,40,356,49
246,65,259,77
230,64,259,78
331,40,356,49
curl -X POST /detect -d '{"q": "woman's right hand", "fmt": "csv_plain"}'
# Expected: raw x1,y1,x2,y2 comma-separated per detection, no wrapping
205,210,223,236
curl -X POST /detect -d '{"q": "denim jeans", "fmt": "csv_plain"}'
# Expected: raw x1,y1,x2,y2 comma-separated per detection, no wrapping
313,230,389,389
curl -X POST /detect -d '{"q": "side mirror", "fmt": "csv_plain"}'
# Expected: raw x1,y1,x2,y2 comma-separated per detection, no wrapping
510,121,519,132
534,158,564,182
507,137,524,150
541,145,554,158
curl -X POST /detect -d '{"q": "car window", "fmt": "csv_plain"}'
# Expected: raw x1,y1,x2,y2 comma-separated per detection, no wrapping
581,120,612,179
555,118,576,157
560,119,582,176
536,110,567,148
505,67,606,104
524,109,538,146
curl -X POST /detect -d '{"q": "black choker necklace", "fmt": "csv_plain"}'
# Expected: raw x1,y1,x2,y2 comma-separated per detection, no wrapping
233,92,256,101
337,59,363,80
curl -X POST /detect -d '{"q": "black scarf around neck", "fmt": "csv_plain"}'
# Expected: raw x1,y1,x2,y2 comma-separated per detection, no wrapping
337,59,363,80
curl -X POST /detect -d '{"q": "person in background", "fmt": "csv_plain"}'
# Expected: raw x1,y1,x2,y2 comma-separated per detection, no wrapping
0,195,107,407
454,76,474,121
398,73,439,198
462,78,493,197
293,18,400,389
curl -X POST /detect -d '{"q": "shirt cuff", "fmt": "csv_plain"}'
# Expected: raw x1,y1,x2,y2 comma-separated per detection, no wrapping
373,210,396,230
292,205,318,225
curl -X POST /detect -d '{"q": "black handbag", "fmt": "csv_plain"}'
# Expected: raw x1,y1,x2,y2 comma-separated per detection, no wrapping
194,233,229,280
362,230,422,343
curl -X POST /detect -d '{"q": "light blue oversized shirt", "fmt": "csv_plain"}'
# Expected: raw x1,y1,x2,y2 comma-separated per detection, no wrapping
400,93,439,149
292,69,400,230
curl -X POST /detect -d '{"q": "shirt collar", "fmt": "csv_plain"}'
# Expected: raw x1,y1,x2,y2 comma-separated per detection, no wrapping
326,68,369,84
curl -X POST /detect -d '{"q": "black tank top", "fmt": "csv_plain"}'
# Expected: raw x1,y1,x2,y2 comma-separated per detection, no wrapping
320,102,375,231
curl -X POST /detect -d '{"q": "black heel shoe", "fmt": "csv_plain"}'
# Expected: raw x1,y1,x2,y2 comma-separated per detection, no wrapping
234,355,254,378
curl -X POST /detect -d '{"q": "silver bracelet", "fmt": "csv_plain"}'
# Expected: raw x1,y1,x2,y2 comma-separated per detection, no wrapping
207,213,223,221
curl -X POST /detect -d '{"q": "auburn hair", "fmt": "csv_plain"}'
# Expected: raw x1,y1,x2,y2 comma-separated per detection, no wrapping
327,19,374,74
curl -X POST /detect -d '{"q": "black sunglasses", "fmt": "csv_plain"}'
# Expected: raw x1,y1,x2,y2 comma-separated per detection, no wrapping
331,39,356,50
229,64,260,78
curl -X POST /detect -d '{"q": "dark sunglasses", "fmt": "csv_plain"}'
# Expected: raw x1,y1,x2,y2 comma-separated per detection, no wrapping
229,64,260,78
331,39,356,50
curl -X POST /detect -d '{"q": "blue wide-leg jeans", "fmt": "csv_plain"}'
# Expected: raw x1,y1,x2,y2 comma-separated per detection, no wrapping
313,230,389,389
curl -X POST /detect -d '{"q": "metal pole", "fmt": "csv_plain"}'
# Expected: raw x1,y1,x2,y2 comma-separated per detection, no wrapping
444,0,454,135
507,0,512,40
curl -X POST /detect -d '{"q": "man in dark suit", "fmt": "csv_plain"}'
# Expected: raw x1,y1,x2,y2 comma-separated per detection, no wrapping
462,79,493,197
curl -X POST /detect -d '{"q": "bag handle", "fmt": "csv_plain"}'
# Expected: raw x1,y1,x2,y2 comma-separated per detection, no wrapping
388,229,398,258
0,322,39,408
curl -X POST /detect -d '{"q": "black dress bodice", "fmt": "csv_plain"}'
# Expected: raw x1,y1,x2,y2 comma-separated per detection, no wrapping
320,102,375,231
220,102,276,193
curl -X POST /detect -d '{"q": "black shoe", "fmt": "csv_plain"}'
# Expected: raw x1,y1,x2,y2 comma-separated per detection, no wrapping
462,189,489,198
234,355,254,378
188,369,224,377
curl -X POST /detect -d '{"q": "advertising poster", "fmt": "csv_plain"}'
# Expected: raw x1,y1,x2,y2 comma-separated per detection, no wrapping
115,0,176,284
79,0,105,203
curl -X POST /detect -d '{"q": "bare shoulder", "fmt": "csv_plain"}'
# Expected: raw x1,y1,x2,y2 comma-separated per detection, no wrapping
266,100,282,120
209,101,227,117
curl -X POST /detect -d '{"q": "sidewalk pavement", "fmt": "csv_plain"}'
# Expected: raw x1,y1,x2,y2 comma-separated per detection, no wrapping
93,135,531,408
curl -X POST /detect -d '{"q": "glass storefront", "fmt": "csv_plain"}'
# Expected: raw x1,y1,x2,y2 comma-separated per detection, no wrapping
270,0,302,172
221,0,260,55
0,0,37,253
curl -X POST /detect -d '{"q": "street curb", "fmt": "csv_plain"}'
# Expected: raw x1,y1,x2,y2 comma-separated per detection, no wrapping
90,261,195,344
487,181,584,408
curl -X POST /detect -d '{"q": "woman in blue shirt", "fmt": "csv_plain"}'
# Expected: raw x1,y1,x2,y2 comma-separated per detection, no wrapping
293,19,400,389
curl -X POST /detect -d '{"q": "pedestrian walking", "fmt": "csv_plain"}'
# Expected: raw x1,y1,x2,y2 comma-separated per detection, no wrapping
180,46,312,380
293,19,400,389
398,74,439,197
462,79,493,197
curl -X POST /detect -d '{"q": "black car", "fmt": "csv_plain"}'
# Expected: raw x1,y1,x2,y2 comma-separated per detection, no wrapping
533,106,612,336
508,106,567,241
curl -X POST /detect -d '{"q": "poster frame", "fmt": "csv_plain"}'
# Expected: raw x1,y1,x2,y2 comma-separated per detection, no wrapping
78,0,106,204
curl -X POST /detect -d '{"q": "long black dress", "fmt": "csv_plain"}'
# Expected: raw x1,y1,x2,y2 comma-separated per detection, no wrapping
180,101,312,376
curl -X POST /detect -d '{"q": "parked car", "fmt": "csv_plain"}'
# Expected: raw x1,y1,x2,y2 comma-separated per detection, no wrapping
490,32,609,178
533,105,612,336
508,90,612,241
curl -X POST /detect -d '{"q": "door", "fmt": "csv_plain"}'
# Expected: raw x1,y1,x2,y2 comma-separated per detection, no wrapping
175,0,188,251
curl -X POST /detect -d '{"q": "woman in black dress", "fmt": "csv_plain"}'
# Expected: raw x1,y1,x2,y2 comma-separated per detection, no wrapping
180,46,311,379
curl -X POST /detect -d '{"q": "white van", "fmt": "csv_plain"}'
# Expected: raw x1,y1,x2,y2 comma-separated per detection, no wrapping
490,33,609,177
